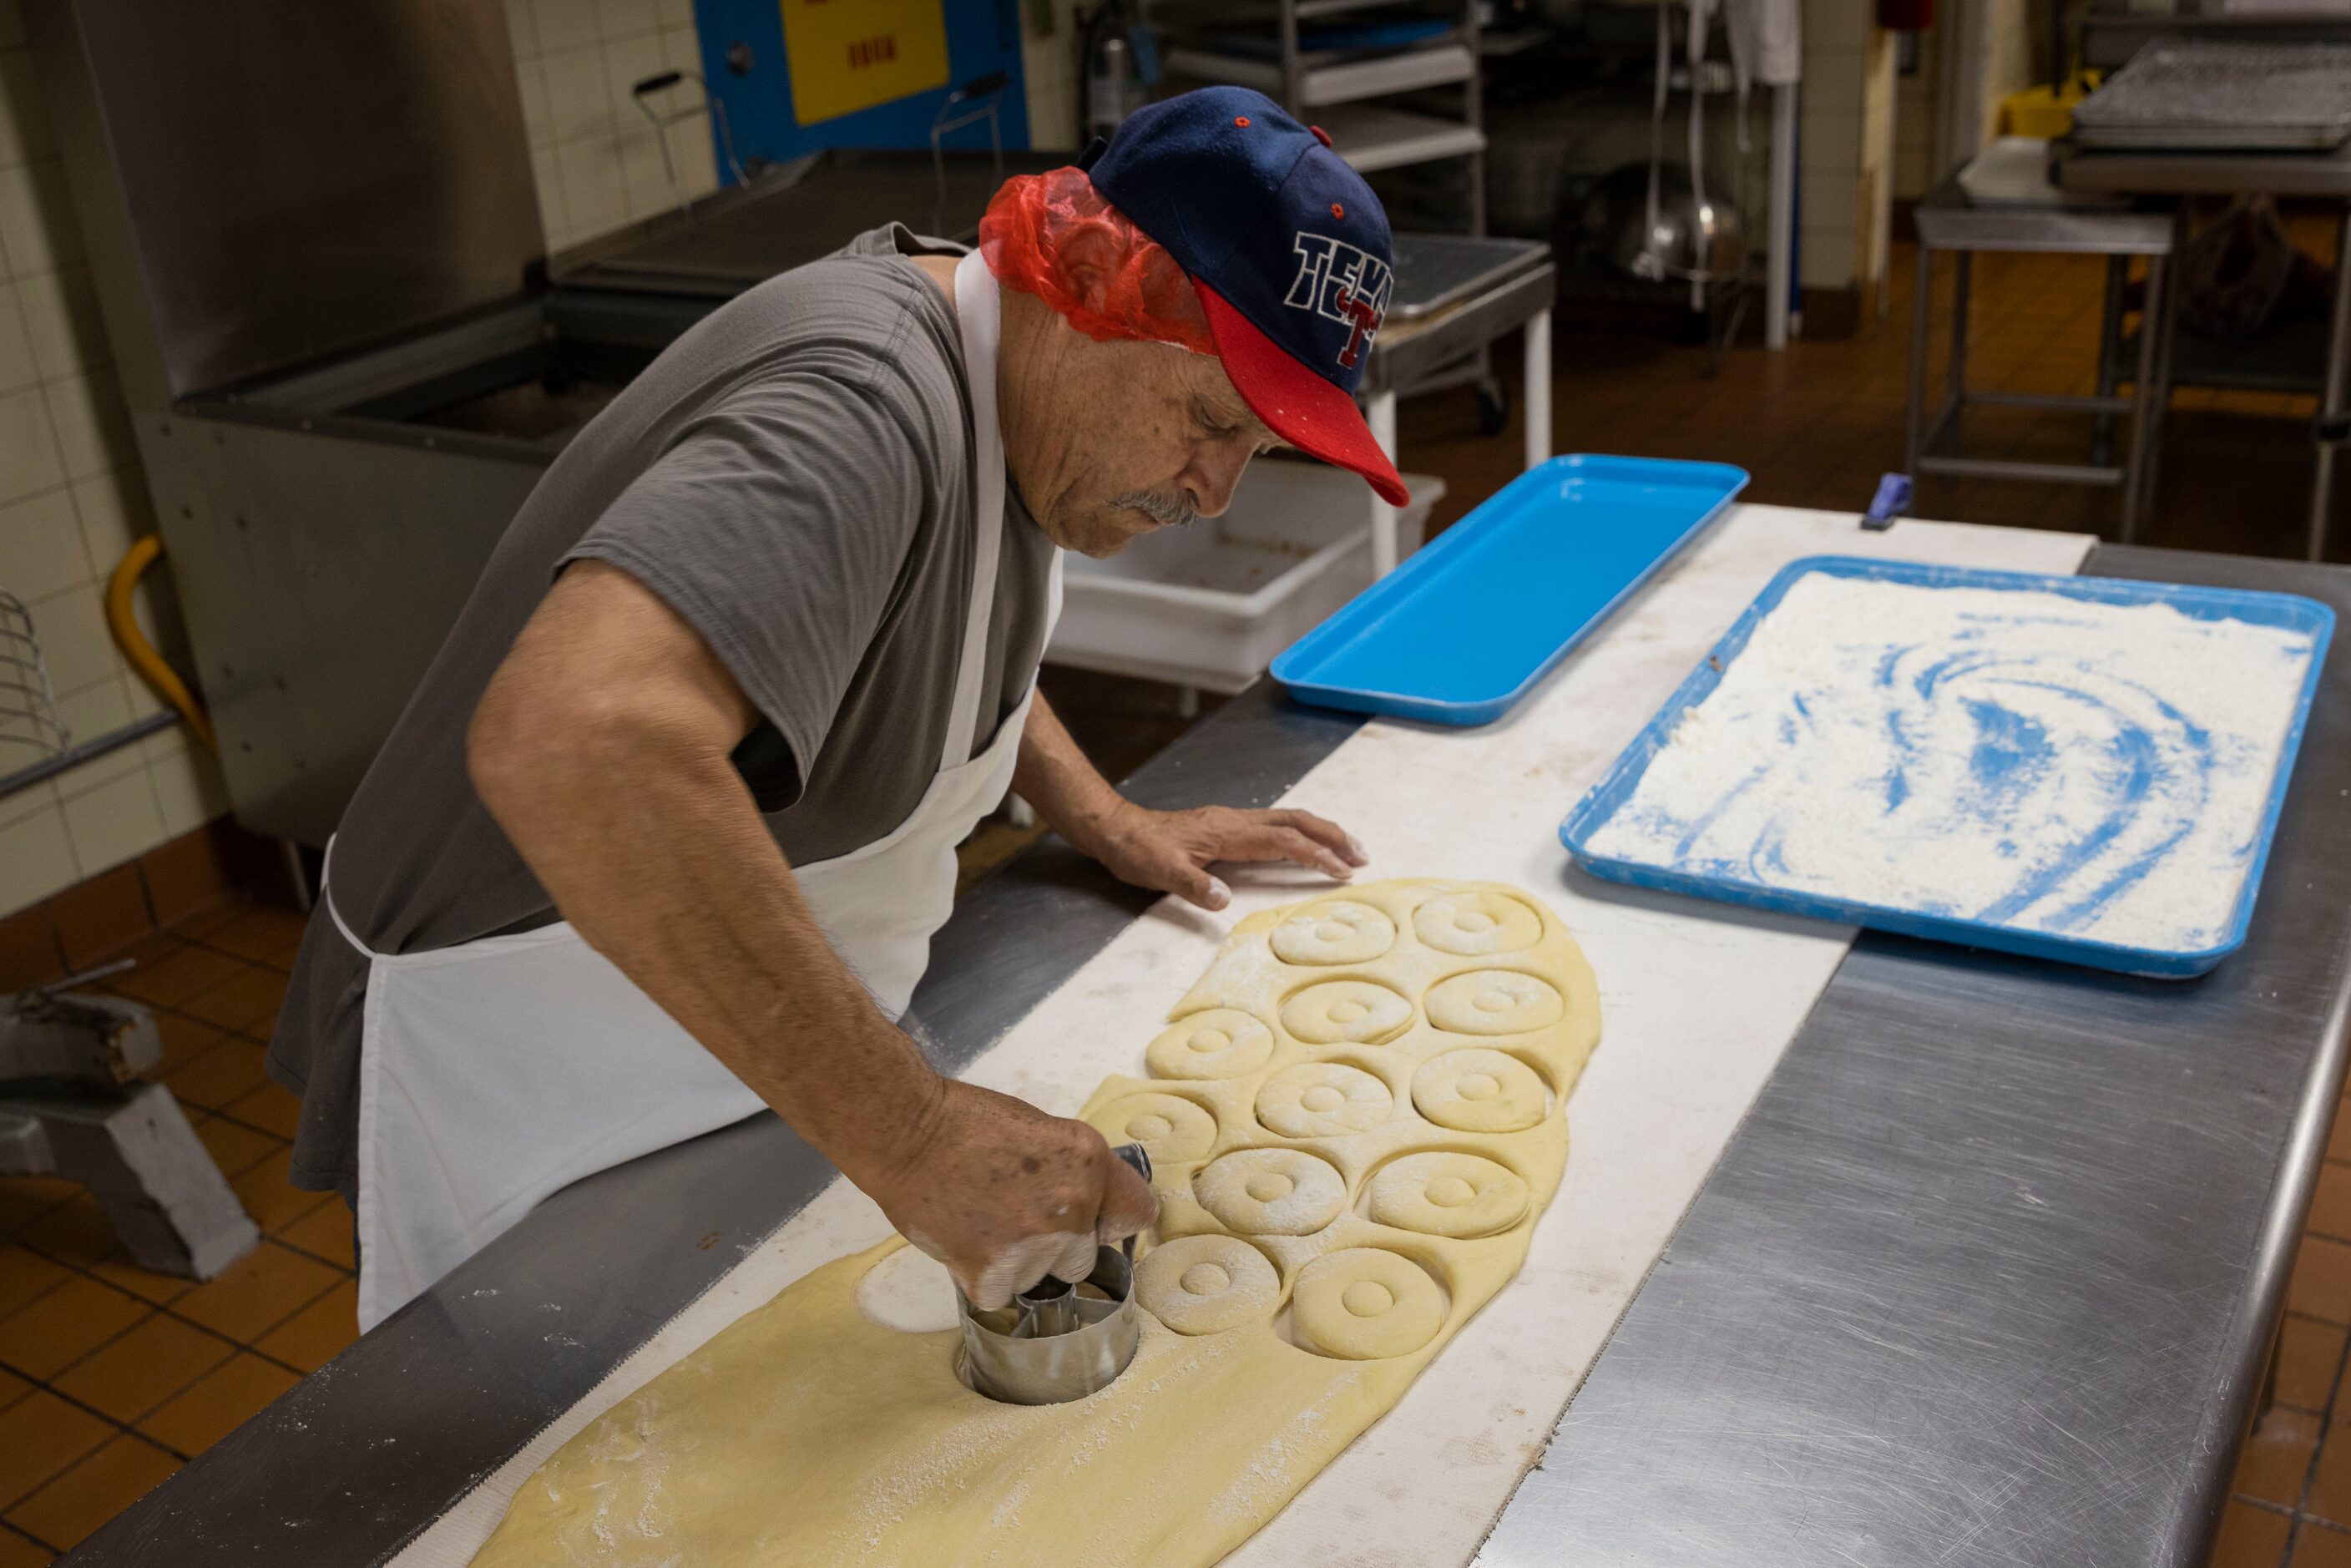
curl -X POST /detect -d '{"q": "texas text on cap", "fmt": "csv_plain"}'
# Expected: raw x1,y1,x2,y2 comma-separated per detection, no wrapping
1081,87,1411,508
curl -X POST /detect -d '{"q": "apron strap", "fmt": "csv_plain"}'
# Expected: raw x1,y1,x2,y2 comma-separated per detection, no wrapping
319,834,377,959
943,250,1009,771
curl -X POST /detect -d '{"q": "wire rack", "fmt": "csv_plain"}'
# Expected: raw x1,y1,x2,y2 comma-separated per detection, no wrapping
0,589,70,766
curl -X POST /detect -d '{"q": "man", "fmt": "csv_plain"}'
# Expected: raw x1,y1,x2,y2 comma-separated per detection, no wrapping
269,87,1411,1331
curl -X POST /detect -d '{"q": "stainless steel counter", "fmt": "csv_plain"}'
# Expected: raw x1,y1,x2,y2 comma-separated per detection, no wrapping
60,544,2351,1567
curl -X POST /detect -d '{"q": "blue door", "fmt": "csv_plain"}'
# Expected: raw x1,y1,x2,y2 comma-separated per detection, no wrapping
693,0,1031,175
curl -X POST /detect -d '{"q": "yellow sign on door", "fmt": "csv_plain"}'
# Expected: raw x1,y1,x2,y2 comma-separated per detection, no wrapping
781,0,950,126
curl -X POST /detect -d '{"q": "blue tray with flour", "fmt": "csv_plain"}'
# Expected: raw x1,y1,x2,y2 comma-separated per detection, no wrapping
1560,556,2335,978
1271,454,1748,725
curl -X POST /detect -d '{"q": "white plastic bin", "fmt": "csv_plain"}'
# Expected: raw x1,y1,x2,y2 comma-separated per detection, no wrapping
1048,461,1443,693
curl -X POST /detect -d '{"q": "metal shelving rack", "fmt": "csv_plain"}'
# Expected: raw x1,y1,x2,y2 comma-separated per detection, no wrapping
1148,0,1504,422
1152,0,1489,234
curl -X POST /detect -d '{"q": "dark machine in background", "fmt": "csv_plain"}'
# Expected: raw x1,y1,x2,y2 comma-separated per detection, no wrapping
28,0,1054,849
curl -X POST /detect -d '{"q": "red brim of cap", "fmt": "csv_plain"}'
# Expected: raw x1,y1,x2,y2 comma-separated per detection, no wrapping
1196,283,1412,508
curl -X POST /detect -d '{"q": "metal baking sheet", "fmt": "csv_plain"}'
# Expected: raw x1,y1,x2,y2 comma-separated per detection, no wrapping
1270,454,1748,726
1560,554,2336,978
2073,40,2351,150
1388,234,1548,321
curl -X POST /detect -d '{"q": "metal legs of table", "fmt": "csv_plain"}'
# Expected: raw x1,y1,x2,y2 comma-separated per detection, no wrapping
2092,255,2128,468
1523,308,1553,472
1904,242,2164,542
1364,308,1552,580
2314,204,2351,563
1368,389,1400,577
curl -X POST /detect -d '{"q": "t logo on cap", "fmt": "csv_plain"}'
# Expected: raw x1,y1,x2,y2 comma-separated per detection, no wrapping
1285,234,1393,369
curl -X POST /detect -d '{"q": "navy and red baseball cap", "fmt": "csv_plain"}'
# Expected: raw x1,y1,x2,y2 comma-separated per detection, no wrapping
1081,88,1409,507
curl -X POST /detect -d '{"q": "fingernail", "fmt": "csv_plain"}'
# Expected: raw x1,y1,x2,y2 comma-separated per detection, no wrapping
1205,878,1231,908
1346,834,1369,863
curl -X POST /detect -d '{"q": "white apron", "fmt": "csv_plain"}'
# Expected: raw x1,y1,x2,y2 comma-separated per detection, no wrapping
328,252,1059,1331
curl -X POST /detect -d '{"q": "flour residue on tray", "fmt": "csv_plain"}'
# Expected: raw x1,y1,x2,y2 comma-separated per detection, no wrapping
1581,572,2318,953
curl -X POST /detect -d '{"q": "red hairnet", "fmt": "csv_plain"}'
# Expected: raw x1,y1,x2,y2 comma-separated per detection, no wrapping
978,166,1216,357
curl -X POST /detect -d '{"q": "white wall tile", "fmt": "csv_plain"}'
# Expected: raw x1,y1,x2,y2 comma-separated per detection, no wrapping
616,122,675,217
150,758,223,838
532,148,569,244
0,487,88,602
146,741,229,837
18,266,104,380
60,766,163,876
25,579,109,693
1802,46,1869,114
604,34,666,120
660,25,700,73
517,58,553,142
0,280,33,392
72,471,148,580
0,47,50,168
53,677,139,772
671,119,717,195
0,160,79,277
0,803,79,908
503,0,538,58
0,385,63,503
1800,224,1858,289
0,775,55,831
597,0,661,43
45,372,130,480
1799,170,1858,235
558,139,628,235
533,0,601,56
543,45,616,146
1806,0,1871,53
656,0,694,35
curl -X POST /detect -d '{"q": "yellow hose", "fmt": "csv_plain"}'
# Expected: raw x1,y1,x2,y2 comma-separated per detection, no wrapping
107,534,216,752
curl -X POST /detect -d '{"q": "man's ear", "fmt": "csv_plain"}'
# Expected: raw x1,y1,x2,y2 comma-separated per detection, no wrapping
1055,225,1122,315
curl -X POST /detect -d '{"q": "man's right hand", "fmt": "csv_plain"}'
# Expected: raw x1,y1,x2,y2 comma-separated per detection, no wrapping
861,1077,1160,1311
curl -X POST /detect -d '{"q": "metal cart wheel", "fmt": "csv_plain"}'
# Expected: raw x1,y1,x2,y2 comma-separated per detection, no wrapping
1475,377,1510,437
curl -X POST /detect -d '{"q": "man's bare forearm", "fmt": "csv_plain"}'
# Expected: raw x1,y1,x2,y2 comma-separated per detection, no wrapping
1012,690,1128,850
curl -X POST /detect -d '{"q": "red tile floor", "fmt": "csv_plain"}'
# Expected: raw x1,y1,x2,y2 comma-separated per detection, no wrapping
3,229,2348,1560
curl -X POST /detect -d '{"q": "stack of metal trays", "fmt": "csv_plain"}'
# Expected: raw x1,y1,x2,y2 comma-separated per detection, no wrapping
2072,40,2351,150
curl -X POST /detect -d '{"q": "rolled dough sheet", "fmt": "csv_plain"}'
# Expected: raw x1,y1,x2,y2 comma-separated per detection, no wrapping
470,880,1597,1564
392,505,2097,1568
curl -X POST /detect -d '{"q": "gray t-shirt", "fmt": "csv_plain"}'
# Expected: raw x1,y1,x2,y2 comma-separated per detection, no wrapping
268,225,1054,1196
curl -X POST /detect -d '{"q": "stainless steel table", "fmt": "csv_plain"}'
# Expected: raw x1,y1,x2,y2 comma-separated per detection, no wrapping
61,544,2351,1568
2057,140,2351,560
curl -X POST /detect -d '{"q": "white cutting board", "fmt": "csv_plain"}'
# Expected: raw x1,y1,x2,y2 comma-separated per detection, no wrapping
394,505,2095,1567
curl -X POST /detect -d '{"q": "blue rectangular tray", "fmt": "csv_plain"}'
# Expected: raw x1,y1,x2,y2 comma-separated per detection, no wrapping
1270,453,1749,726
1560,555,2336,979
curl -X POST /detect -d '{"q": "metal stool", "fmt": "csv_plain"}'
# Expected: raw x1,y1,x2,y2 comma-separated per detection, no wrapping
1906,177,2177,539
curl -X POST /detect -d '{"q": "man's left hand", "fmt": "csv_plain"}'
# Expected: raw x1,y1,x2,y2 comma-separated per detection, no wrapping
1070,800,1368,912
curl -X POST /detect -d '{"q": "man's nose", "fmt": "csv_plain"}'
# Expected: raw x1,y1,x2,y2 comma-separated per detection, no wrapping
1185,441,1256,519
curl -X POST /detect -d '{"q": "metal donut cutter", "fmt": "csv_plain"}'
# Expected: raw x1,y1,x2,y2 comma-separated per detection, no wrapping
959,1142,1154,1405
